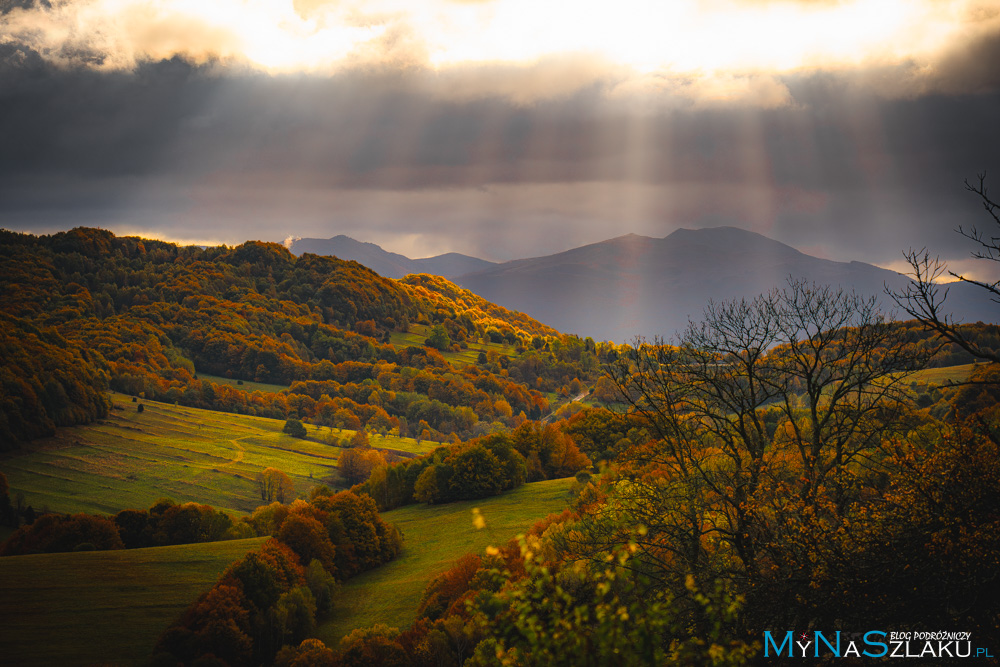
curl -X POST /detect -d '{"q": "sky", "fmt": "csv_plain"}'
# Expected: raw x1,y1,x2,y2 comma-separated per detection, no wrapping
1,0,1000,278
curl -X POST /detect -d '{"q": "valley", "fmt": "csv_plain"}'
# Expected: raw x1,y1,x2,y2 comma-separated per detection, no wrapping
5,8,1000,661
0,475,576,666
0,227,997,665
315,477,576,647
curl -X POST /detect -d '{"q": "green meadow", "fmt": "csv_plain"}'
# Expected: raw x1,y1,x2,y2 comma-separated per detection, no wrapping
0,536,268,666
195,372,290,395
908,362,976,385
315,476,576,646
0,479,574,664
390,323,519,366
0,394,434,517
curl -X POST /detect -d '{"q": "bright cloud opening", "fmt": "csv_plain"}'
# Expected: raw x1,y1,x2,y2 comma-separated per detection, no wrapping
2,0,999,102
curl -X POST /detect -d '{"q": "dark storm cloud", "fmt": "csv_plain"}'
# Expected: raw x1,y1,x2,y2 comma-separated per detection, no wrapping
0,50,216,177
1,25,999,268
0,1,49,15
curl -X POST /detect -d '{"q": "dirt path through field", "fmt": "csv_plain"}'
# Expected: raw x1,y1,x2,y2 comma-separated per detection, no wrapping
217,439,246,467
542,391,590,423
186,438,247,470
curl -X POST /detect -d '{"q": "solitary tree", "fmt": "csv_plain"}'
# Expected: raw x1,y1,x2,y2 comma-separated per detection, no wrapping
889,173,1000,362
425,324,451,351
348,429,370,449
256,467,295,504
283,418,307,439
338,447,387,485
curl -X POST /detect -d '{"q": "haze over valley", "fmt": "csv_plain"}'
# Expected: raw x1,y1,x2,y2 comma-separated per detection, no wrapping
292,226,995,342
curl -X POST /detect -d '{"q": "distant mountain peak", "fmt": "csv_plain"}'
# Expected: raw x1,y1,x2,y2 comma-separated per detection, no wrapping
665,225,787,242
601,232,653,243
288,234,496,279
450,225,994,342
285,227,990,342
330,234,383,248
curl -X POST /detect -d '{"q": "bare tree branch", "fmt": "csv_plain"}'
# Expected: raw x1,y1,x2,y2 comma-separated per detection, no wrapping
886,173,1000,364
606,279,928,585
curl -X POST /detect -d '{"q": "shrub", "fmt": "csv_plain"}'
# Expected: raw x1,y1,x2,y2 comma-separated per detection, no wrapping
1,513,124,555
283,419,308,439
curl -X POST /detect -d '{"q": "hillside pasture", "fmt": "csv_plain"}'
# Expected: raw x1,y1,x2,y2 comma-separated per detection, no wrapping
0,394,432,516
908,362,976,386
195,371,290,395
0,536,268,666
315,476,576,646
390,323,519,366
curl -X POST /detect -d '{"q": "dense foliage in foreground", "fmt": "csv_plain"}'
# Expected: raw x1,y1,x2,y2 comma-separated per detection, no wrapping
288,284,999,666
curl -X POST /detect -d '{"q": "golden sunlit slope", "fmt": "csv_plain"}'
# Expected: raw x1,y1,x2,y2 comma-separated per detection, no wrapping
0,228,595,451
400,273,560,338
0,390,448,516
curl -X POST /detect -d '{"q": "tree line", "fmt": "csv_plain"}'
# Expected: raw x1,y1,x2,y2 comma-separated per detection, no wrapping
0,480,406,665
350,421,591,511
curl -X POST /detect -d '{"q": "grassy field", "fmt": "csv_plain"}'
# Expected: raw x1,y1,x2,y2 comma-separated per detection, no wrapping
195,371,289,394
315,477,575,647
0,479,575,664
0,536,268,666
0,394,434,517
908,362,976,386
390,324,519,366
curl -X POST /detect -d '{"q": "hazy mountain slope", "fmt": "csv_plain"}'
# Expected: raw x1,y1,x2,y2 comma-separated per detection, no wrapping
411,252,496,277
453,226,996,342
290,236,495,278
290,235,414,278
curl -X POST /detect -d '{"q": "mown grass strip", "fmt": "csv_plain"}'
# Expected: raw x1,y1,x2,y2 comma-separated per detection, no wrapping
195,372,290,394
907,362,976,386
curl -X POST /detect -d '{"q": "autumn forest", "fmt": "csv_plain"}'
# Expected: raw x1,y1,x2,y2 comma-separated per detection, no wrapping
1,225,999,665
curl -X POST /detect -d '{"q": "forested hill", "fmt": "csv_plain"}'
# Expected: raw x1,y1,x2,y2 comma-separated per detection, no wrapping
0,228,605,448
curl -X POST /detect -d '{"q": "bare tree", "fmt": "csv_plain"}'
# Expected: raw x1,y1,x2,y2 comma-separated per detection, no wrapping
602,279,928,586
888,173,1000,363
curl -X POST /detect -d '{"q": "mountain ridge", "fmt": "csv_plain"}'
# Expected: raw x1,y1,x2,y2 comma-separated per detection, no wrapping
289,235,496,279
290,227,996,342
